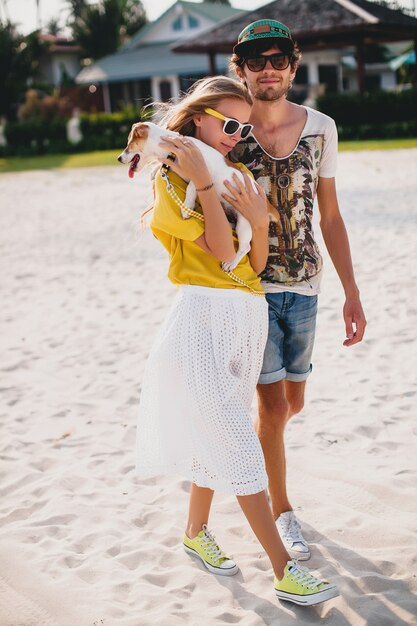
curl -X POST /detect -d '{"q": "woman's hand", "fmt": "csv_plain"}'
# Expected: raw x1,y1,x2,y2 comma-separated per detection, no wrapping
222,173,269,229
158,136,211,188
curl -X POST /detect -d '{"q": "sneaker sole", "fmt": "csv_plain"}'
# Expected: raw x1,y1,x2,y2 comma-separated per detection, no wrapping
183,544,239,576
275,585,339,606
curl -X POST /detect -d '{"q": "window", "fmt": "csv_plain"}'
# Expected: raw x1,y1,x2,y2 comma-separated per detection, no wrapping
180,73,206,92
188,15,199,28
172,16,182,31
293,65,308,85
318,65,338,93
160,80,172,102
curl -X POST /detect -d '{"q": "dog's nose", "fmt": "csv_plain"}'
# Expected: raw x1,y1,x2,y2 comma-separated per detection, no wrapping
117,155,123,162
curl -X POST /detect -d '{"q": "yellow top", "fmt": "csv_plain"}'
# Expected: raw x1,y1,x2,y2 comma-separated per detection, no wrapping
150,163,263,295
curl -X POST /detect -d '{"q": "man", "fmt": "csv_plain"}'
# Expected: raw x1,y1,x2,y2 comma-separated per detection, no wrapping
229,19,366,560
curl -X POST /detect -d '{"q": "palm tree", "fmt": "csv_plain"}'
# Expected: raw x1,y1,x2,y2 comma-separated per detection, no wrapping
69,0,147,61
45,17,60,36
0,20,47,118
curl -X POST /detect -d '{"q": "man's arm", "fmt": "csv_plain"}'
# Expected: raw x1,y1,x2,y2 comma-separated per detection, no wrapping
317,176,366,346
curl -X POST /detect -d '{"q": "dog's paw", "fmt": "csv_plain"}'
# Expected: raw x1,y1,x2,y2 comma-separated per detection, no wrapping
223,248,251,273
180,209,192,219
222,260,238,273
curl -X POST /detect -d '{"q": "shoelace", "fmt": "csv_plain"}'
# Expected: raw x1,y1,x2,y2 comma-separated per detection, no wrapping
287,562,323,591
288,517,305,543
197,525,226,561
280,516,305,544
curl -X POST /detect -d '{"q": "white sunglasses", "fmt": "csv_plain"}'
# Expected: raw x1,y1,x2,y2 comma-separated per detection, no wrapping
204,108,253,139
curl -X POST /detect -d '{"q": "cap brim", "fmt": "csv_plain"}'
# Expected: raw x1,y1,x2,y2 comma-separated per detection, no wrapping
233,37,294,56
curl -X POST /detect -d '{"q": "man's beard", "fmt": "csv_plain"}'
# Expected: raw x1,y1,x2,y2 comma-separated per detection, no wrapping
253,80,290,101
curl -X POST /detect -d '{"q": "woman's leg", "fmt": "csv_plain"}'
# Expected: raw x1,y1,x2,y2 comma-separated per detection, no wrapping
237,490,290,579
186,483,214,538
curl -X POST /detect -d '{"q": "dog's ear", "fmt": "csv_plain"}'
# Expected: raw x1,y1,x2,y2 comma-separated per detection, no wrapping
133,123,148,139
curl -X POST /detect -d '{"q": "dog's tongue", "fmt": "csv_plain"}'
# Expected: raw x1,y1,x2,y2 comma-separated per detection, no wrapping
128,154,140,178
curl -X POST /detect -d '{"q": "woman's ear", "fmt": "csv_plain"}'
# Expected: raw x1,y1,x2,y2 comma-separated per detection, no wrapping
193,113,202,128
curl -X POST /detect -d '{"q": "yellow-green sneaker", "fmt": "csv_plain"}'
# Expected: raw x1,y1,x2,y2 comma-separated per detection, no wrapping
183,524,239,576
275,560,339,606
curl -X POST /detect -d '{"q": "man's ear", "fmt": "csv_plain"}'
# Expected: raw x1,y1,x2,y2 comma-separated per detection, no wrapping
235,65,245,82
290,63,298,83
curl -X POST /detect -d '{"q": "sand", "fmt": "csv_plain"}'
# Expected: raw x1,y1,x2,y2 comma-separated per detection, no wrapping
1,149,416,626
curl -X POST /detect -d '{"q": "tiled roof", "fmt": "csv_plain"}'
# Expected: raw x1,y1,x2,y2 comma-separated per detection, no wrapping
76,41,231,83
173,0,417,52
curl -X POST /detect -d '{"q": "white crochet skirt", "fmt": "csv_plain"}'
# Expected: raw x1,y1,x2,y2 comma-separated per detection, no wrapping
136,285,269,496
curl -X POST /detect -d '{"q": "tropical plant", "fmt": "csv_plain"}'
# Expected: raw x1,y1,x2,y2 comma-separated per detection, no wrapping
0,21,48,118
18,89,73,121
68,0,147,60
45,17,61,36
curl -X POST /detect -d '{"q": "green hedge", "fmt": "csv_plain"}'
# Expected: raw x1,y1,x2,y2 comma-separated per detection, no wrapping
1,111,146,157
317,88,417,124
4,118,68,156
79,112,142,152
337,120,417,140
2,91,417,155
317,88,417,139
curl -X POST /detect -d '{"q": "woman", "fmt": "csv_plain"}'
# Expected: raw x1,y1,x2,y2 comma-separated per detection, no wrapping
136,76,338,607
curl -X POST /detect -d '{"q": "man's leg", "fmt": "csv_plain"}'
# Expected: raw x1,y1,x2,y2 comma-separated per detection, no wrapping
256,380,306,520
285,380,307,420
256,292,318,559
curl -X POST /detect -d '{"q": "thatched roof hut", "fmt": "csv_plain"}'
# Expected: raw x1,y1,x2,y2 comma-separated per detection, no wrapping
173,0,417,92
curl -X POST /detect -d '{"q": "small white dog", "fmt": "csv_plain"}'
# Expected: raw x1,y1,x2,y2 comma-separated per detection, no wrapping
118,121,261,271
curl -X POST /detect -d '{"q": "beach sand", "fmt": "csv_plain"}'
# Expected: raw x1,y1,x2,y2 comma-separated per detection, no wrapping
1,150,416,625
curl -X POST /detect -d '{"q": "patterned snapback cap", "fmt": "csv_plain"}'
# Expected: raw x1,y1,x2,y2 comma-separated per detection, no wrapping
234,19,294,55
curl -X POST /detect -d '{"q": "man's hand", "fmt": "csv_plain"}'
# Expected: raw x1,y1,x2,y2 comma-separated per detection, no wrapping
222,173,269,229
343,296,366,346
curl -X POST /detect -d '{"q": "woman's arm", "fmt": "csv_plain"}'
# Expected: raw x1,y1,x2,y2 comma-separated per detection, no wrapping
222,173,269,274
159,136,235,263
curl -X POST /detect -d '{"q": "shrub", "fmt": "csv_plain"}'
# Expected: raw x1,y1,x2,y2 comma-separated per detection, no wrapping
2,109,149,156
317,89,417,126
337,120,417,140
18,89,73,121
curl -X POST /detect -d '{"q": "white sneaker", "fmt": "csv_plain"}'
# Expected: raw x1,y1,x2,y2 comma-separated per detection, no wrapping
276,511,310,561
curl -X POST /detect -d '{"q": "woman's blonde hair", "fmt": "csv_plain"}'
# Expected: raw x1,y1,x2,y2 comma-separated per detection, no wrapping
140,76,251,231
153,75,252,136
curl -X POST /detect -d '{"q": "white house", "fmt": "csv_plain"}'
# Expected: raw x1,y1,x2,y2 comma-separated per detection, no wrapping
39,34,81,86
76,1,244,112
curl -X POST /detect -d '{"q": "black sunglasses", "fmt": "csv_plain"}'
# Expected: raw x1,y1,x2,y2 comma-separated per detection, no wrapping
244,52,291,72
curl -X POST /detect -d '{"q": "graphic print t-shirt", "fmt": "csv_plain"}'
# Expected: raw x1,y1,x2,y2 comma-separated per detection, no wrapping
230,107,338,296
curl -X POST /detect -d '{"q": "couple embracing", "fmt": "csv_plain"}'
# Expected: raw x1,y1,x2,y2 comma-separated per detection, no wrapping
135,19,366,608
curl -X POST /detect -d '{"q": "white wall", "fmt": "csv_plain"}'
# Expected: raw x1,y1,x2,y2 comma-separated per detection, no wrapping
381,72,397,90
40,53,81,86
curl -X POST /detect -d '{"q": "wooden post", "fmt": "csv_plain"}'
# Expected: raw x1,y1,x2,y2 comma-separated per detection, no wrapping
102,82,111,113
356,40,365,94
208,51,217,76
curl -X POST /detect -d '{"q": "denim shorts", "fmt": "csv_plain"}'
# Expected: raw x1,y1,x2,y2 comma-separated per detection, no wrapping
258,292,318,385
